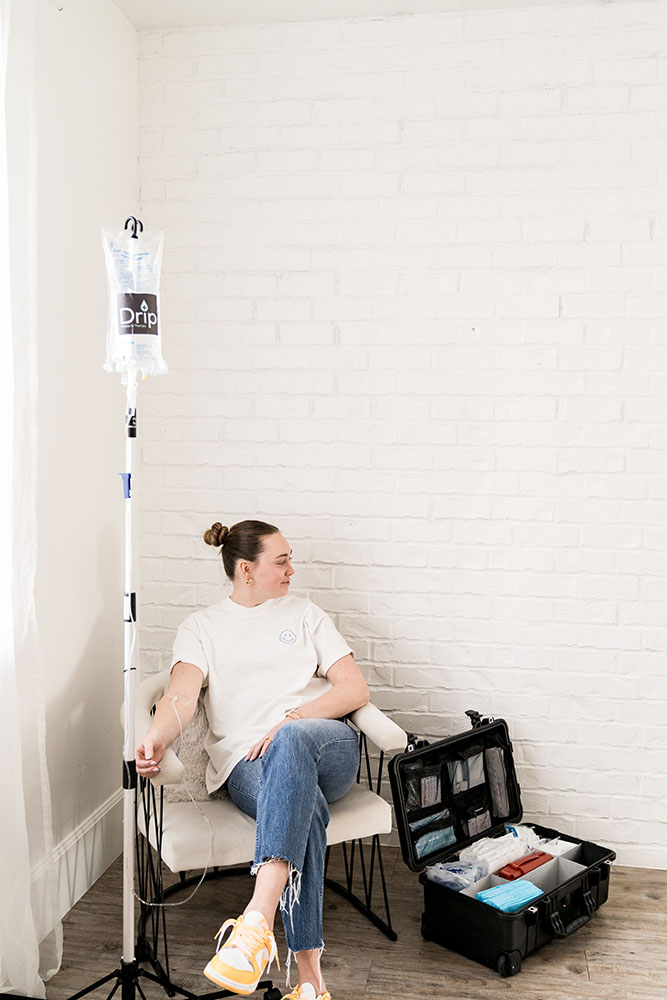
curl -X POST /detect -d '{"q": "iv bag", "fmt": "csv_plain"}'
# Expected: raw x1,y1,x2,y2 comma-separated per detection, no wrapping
102,224,167,381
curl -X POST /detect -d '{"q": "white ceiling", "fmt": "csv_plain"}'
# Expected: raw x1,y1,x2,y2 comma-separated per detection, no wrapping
112,0,603,31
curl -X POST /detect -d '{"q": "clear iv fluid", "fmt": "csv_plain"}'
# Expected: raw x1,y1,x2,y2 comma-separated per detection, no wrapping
102,226,167,382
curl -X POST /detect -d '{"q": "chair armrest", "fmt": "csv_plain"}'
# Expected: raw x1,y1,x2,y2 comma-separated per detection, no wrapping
123,669,184,787
348,702,407,753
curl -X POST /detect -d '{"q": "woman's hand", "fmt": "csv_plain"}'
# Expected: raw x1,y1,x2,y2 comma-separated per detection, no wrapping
136,737,165,777
245,719,289,761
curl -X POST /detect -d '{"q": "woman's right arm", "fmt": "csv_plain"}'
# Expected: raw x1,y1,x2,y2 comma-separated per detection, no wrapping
135,661,204,778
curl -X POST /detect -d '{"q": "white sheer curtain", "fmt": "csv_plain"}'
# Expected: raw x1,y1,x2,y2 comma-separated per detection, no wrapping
0,0,62,992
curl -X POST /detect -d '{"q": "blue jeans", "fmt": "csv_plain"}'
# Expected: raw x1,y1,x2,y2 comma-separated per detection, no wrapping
226,719,360,954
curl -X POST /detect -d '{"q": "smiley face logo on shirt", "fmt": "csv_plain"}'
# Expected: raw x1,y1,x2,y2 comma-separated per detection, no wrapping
279,629,297,645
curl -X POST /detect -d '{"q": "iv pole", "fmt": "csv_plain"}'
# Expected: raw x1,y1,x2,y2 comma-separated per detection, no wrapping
68,217,249,1000
65,217,187,1000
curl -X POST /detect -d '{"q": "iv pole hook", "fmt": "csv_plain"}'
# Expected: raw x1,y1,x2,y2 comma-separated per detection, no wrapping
124,216,143,240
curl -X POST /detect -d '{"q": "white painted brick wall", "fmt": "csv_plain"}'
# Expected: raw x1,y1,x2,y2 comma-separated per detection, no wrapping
138,1,667,868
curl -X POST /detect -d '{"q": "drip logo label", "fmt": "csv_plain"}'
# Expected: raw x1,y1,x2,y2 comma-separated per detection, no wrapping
118,293,158,336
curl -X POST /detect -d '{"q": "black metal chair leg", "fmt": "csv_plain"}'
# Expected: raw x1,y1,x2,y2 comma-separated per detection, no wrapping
325,836,396,941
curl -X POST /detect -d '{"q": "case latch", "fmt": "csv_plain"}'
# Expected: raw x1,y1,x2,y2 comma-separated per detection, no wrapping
582,889,595,917
465,709,486,729
405,733,430,753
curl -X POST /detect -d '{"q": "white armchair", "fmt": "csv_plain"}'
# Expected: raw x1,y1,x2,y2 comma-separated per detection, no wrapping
133,670,407,995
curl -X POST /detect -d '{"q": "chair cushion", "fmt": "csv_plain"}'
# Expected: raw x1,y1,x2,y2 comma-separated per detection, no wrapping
139,782,392,874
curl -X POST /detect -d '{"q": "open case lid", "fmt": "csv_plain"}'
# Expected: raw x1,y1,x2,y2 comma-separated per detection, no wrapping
388,711,523,873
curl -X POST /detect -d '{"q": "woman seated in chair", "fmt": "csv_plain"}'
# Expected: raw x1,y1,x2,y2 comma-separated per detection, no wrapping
136,519,370,1000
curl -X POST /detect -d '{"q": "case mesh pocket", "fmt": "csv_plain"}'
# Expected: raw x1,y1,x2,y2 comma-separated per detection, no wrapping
405,776,421,811
403,762,442,811
409,806,451,834
448,749,485,794
485,746,510,818
420,768,441,807
464,805,492,838
410,806,455,859
415,824,457,859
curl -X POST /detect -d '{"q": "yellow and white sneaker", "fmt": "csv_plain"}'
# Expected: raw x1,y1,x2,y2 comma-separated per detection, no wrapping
204,910,279,995
282,984,331,1000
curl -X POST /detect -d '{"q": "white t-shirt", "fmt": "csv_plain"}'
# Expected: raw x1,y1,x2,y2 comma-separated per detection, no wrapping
171,594,353,792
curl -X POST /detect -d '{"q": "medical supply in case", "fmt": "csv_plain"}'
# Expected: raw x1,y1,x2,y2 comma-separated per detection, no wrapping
477,880,544,913
496,851,553,880
389,712,615,977
424,862,484,892
458,825,545,876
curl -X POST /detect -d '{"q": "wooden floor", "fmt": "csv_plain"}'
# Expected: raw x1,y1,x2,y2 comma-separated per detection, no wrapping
47,848,667,1000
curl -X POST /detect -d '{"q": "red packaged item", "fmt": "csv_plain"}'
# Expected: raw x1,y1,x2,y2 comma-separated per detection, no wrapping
496,851,553,881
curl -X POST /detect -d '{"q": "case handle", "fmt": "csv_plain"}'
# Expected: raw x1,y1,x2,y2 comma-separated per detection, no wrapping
549,888,596,938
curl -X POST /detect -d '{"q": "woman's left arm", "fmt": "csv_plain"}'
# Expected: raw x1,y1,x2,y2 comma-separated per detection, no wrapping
245,654,370,760
299,653,370,719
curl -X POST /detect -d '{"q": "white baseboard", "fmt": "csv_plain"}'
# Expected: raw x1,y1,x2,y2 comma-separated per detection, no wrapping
31,788,123,928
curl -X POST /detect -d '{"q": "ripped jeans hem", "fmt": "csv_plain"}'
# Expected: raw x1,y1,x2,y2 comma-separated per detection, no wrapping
250,856,303,932
284,942,326,991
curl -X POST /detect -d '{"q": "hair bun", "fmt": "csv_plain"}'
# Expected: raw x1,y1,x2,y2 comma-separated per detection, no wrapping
203,522,229,547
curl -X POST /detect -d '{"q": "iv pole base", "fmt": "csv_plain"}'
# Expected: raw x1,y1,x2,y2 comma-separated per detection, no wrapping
66,957,280,1000
66,957,191,1000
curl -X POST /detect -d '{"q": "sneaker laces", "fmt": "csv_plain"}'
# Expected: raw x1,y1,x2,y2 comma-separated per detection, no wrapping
214,915,280,973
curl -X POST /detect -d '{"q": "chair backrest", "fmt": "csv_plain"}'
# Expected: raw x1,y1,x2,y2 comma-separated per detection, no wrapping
163,695,217,802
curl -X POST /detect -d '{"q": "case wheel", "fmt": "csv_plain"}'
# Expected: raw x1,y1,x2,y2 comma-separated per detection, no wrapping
496,950,522,977
264,989,283,1000
421,914,434,941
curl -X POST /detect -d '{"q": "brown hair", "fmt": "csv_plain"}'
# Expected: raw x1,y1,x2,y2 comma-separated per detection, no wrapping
203,519,280,580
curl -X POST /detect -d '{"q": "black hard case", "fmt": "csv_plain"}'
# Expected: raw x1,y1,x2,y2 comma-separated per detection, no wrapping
388,713,615,977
